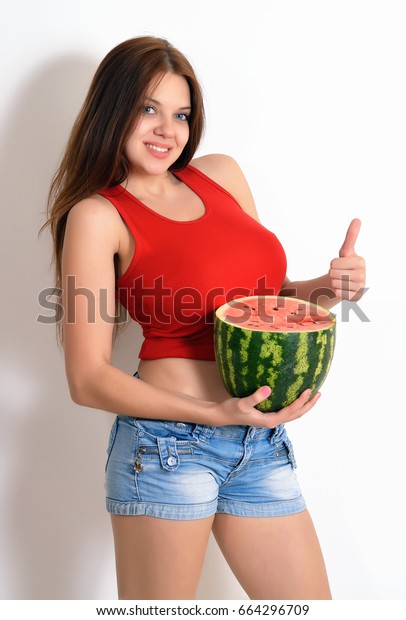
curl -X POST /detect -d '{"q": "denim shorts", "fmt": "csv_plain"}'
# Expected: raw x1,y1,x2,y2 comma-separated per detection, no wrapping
105,407,306,520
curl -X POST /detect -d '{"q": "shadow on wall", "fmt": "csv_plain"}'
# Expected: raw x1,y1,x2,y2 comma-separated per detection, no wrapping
0,54,142,600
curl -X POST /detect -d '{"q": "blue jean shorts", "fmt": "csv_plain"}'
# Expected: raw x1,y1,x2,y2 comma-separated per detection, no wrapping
105,406,306,520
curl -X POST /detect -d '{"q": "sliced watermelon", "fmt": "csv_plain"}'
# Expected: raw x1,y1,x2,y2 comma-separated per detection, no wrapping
214,295,336,412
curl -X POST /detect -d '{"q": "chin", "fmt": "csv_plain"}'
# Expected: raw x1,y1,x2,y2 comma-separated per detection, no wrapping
144,159,178,175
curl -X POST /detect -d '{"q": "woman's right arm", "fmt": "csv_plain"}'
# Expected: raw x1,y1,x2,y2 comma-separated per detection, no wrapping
62,198,319,428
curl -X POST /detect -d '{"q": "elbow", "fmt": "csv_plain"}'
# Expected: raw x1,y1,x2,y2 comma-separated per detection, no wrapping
66,373,98,408
69,386,87,407
68,381,90,407
65,361,112,408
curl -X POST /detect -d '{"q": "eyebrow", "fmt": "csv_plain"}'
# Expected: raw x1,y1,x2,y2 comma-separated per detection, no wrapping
147,98,191,110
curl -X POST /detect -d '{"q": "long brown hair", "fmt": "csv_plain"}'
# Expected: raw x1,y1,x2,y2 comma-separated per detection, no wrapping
40,36,205,345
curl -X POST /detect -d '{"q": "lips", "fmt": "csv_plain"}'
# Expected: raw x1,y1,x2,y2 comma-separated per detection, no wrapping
145,142,171,153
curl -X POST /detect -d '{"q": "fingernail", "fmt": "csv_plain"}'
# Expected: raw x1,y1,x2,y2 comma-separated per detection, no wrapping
261,386,271,397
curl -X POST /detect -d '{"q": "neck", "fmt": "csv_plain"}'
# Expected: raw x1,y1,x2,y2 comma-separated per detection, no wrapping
124,170,177,198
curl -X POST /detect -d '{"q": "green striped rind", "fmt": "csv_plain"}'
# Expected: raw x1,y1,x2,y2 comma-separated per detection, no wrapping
214,296,336,413
214,319,234,396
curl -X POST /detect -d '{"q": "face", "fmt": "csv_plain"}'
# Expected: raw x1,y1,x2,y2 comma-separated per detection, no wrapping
124,72,191,178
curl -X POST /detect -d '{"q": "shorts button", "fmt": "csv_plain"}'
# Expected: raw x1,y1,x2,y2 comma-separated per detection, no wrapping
138,431,144,437
176,423,187,430
167,456,177,466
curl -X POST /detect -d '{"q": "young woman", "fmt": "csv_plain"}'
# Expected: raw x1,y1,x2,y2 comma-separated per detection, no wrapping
43,36,365,600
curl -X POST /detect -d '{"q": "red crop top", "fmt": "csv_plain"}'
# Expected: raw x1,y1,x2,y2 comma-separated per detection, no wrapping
98,165,287,360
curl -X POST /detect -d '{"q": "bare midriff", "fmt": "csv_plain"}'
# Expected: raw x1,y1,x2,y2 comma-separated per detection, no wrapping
138,358,230,403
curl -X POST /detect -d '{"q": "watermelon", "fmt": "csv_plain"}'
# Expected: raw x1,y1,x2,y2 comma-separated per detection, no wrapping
214,295,336,412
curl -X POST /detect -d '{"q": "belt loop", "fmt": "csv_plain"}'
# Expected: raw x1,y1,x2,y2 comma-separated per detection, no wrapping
268,423,285,446
157,436,180,471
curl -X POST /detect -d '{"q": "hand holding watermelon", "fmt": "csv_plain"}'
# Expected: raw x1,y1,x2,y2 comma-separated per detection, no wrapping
329,218,366,301
211,385,321,428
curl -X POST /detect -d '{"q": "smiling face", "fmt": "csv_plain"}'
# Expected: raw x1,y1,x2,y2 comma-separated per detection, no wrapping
124,72,191,179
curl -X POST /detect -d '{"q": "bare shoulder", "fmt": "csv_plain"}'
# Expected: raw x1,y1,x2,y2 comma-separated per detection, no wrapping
190,154,260,221
190,154,244,189
67,193,122,228
66,194,123,252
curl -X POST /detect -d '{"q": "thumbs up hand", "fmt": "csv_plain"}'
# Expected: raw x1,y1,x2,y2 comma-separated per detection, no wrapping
329,219,366,301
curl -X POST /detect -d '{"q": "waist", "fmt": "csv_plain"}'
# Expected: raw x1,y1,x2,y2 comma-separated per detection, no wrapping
138,357,230,402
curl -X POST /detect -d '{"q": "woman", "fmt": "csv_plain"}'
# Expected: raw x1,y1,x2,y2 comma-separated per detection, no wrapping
43,36,365,600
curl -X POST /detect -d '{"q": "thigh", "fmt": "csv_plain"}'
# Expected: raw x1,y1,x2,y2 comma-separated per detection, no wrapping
212,510,331,600
111,514,215,600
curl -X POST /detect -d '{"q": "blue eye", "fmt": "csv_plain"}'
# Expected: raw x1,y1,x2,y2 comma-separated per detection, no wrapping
143,105,155,114
176,113,190,121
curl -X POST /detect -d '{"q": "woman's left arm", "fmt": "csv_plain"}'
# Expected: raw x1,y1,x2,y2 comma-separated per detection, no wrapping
280,219,366,309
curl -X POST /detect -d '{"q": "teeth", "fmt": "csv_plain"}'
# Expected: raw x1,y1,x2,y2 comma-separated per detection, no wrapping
146,144,169,153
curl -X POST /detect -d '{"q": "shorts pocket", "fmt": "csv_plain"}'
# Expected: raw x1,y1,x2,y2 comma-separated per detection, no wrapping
137,435,185,471
134,429,194,474
105,416,119,472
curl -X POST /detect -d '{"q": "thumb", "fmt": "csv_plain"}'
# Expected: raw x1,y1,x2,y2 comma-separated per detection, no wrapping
242,386,271,409
339,218,361,258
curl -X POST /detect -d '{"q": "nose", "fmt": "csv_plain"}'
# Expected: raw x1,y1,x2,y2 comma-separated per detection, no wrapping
154,114,174,139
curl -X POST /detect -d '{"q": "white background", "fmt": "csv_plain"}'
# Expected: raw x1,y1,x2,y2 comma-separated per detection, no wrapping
1,0,405,601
